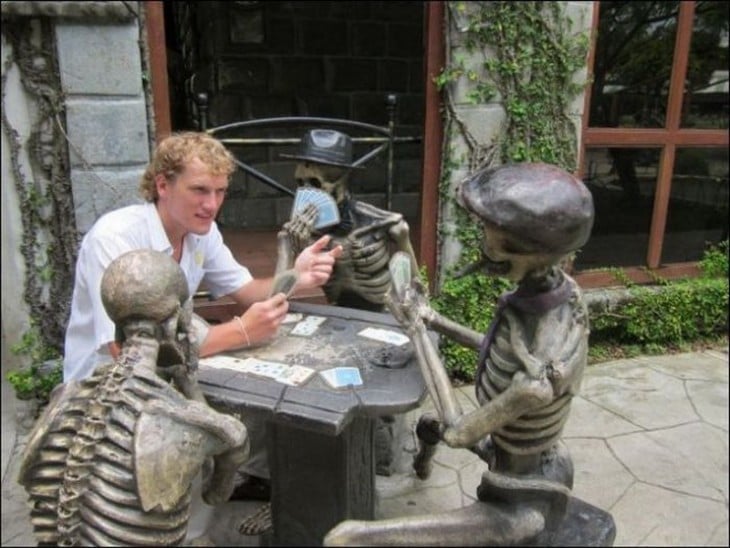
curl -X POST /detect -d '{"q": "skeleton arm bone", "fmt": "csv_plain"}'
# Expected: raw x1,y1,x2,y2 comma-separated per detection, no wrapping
388,217,419,276
409,316,463,425
423,309,484,350
441,372,555,449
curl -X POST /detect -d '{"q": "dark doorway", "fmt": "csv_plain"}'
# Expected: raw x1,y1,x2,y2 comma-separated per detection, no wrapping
162,1,426,279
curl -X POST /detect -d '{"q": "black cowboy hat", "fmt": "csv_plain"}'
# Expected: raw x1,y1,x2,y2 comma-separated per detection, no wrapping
281,129,363,169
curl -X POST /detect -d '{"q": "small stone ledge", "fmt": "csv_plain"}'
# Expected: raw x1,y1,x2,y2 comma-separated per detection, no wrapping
1,1,137,22
583,285,663,315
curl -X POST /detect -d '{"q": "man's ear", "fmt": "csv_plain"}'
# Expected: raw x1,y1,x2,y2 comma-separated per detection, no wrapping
155,173,170,198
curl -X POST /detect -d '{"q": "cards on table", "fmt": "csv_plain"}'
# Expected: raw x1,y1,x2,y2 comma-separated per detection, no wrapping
320,367,363,389
290,315,327,336
198,356,316,386
357,327,410,346
291,187,340,230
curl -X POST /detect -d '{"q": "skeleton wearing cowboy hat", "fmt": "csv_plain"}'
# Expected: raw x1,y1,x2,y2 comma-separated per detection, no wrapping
276,128,419,312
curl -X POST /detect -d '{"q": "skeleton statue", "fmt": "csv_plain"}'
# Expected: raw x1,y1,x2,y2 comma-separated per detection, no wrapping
325,163,595,546
18,249,249,546
276,128,419,312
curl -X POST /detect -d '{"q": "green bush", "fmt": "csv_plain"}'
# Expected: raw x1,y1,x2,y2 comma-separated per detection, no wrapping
699,240,729,279
432,273,513,381
6,360,62,402
432,241,729,382
6,322,63,403
590,277,728,345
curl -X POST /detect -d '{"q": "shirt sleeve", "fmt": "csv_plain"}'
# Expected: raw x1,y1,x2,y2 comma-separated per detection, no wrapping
200,225,253,298
82,233,137,355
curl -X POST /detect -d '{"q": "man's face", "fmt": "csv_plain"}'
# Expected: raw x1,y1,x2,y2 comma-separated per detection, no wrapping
294,162,348,205
156,156,229,236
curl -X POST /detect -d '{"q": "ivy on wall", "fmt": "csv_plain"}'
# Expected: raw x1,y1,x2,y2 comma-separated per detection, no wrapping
432,1,590,380
1,18,78,357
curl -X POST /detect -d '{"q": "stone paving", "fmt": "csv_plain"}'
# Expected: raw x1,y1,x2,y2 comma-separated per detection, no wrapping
2,349,728,547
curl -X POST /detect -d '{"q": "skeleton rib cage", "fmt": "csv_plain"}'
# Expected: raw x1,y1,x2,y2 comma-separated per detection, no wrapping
476,282,588,457
20,352,192,547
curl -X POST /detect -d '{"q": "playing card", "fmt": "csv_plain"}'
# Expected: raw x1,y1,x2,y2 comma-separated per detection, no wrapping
357,327,410,346
320,367,363,389
275,364,317,386
291,187,340,229
290,315,327,336
244,358,289,379
198,355,252,371
270,269,298,298
388,251,412,299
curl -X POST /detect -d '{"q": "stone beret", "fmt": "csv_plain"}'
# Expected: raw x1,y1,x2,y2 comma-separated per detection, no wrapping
460,163,594,254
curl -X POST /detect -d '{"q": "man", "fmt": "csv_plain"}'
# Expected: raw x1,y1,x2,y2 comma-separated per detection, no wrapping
64,131,342,500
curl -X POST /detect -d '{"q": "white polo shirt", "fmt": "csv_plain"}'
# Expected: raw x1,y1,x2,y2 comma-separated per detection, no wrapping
63,202,252,382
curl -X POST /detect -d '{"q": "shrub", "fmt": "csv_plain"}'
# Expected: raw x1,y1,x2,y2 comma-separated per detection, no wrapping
432,241,729,382
432,273,513,381
6,322,63,403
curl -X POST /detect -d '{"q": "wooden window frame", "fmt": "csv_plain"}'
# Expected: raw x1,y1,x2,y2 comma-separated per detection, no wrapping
576,1,728,287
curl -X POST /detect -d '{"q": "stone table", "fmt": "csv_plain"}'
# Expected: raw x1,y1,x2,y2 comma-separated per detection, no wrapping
198,301,427,546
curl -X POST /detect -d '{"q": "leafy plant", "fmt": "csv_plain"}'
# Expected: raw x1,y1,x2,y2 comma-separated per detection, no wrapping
6,322,63,403
7,361,62,403
699,239,729,279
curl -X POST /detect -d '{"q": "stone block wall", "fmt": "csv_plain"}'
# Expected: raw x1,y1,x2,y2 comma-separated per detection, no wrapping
171,1,425,229
56,17,150,233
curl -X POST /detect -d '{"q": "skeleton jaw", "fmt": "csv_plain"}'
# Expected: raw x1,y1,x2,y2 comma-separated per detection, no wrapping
482,225,560,282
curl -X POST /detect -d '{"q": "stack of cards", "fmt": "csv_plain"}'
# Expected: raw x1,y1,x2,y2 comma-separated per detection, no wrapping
291,187,340,229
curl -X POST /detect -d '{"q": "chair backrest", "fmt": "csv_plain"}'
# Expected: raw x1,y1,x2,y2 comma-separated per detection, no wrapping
195,93,420,210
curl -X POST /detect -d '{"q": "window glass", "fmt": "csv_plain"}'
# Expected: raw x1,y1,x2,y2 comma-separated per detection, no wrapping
589,2,679,128
662,147,729,263
681,3,729,129
575,147,661,270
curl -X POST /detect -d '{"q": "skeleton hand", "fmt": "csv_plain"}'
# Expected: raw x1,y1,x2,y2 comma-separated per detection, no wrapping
385,277,431,333
282,203,318,252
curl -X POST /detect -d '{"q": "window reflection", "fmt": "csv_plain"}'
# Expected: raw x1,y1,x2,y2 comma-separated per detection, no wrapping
575,147,661,269
681,3,729,129
662,148,729,263
589,1,679,128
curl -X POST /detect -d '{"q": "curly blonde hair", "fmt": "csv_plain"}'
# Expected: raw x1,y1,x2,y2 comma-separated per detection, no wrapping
139,132,236,202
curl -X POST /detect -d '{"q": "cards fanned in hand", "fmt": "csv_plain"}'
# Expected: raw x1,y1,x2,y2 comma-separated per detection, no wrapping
291,187,340,229
270,269,298,298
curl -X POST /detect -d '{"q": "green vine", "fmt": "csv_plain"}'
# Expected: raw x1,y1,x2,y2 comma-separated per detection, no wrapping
432,1,590,380
1,18,79,357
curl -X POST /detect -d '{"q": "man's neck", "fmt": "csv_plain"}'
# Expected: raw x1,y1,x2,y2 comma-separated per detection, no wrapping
155,202,186,262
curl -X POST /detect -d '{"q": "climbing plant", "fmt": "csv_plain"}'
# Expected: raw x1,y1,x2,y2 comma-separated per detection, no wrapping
432,1,591,380
1,18,79,358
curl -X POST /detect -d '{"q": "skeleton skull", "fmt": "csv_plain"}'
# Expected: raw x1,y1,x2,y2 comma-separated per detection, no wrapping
294,161,350,205
460,163,594,281
101,249,195,367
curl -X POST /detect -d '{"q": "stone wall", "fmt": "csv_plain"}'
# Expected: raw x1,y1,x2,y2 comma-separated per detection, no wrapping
169,1,425,229
55,10,151,233
438,1,594,280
